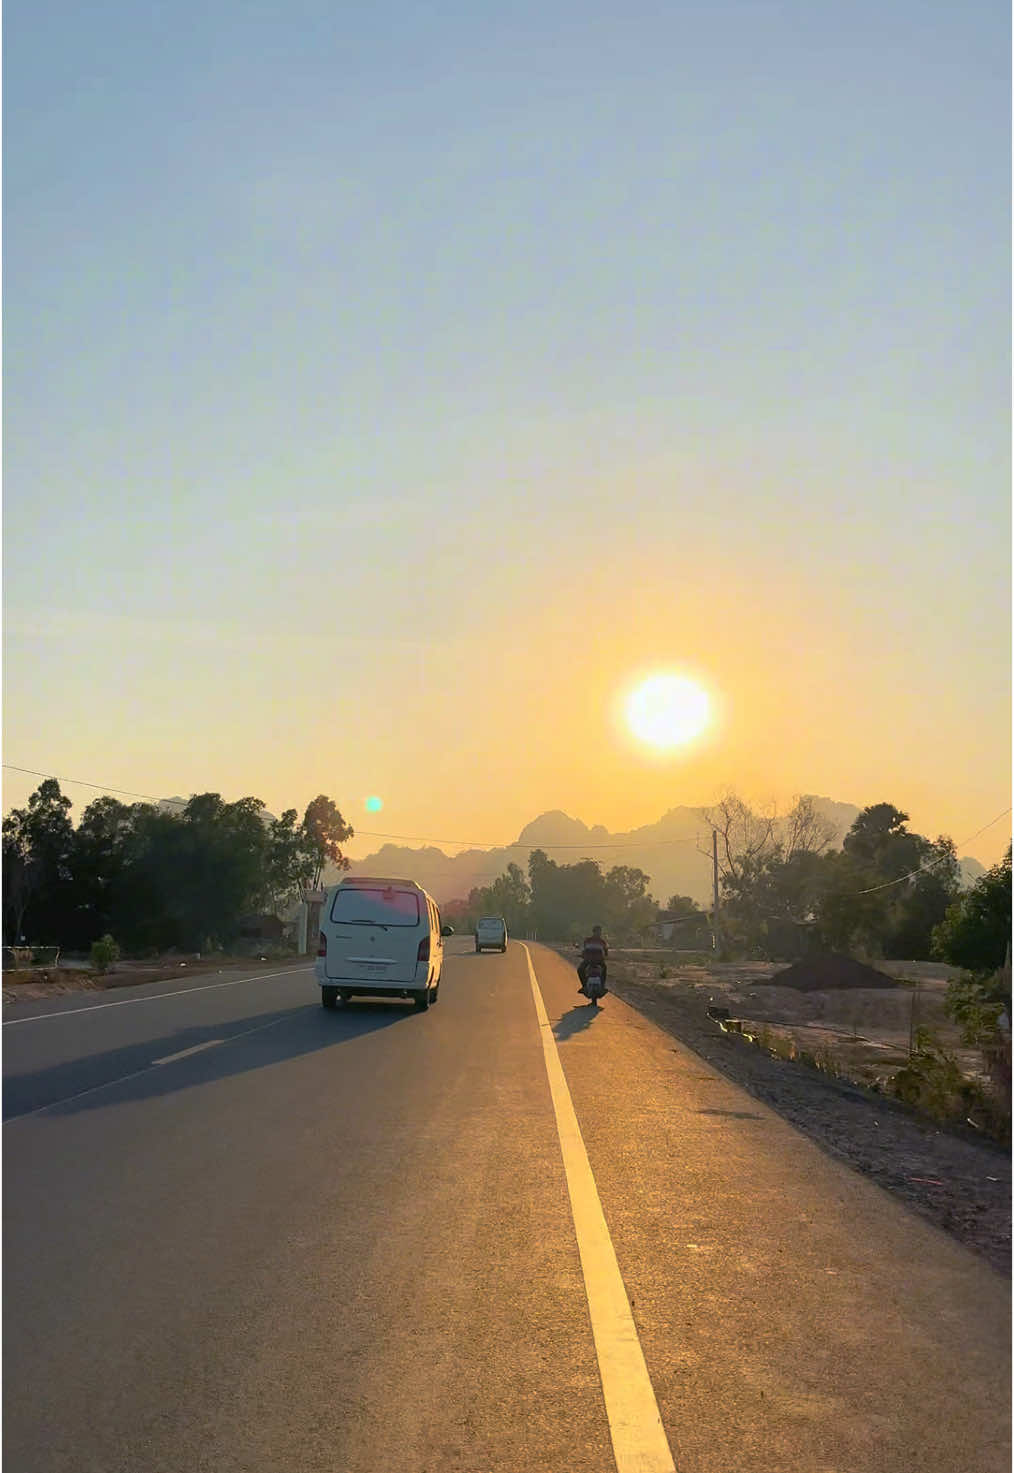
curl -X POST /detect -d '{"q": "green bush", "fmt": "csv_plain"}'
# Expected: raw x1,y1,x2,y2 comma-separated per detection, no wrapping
932,847,1011,974
90,934,120,974
945,970,1010,1048
887,1025,1006,1138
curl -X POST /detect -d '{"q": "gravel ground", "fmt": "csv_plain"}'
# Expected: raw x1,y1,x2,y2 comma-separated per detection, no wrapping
604,965,1011,1277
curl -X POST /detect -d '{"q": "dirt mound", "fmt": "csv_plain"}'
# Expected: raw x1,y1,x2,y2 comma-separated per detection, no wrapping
771,953,900,993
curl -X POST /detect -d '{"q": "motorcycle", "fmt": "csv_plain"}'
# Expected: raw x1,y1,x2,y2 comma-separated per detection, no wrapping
583,961,607,1006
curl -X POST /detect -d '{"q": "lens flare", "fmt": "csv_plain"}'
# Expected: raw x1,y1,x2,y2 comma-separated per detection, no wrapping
365,796,384,813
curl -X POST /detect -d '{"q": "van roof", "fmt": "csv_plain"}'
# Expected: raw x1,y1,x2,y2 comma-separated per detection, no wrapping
337,876,423,890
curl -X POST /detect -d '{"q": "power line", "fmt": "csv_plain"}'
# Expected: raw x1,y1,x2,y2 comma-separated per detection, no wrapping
2,765,185,806
843,808,1011,896
6,763,1006,872
1,764,700,852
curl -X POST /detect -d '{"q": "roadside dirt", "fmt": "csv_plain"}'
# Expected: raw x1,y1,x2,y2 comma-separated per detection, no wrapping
2,954,305,1005
584,951,1011,1277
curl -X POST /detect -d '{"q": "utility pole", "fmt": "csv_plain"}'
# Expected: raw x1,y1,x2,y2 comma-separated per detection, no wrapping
712,828,720,953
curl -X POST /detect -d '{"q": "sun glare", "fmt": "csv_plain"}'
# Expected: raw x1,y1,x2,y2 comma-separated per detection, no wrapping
626,673,712,751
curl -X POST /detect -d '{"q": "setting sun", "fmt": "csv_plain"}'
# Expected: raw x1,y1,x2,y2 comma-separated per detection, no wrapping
626,673,713,751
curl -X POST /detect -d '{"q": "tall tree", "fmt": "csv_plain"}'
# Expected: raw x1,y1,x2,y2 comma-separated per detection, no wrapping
843,803,920,873
701,792,779,886
1,780,75,943
782,795,840,857
265,809,307,911
65,795,136,948
301,796,354,890
816,811,960,959
933,846,1012,975
468,862,531,933
602,865,657,940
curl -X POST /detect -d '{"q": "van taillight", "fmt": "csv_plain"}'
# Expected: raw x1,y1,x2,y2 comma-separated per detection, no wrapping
317,932,327,958
417,936,430,963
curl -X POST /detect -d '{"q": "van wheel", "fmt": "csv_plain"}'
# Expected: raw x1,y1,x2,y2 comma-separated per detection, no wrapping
414,989,430,1011
339,990,351,1005
321,986,338,1010
431,980,440,1003
475,944,481,953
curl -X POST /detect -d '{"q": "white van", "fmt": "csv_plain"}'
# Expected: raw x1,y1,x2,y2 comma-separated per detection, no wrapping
475,914,508,953
316,876,452,1011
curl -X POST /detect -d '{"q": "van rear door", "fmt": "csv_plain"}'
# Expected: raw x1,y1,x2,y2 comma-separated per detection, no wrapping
325,885,422,983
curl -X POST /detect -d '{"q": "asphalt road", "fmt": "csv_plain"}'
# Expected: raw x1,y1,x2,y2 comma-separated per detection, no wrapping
4,941,1009,1472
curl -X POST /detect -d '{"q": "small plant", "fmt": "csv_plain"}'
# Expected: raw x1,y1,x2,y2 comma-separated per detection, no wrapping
658,963,670,979
90,934,120,975
814,1045,840,1077
888,1026,984,1125
945,970,1010,1048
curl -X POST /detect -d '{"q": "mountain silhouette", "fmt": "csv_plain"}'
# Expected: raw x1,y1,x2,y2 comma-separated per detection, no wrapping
338,796,869,906
336,797,989,907
151,793,987,909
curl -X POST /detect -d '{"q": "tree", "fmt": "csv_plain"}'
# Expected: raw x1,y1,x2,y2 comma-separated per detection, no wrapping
113,794,273,952
701,792,778,887
1,780,75,943
721,846,830,959
114,804,187,952
527,851,609,941
483,862,531,932
781,795,839,857
702,799,960,961
2,815,35,943
883,836,961,960
301,796,354,890
265,809,308,911
461,862,532,934
602,865,657,940
523,850,659,942
843,803,922,875
1,782,357,956
65,796,136,948
662,894,713,950
815,811,961,960
933,846,1012,976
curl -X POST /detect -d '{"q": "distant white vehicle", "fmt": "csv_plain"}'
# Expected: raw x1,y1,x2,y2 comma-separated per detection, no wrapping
474,915,508,953
316,877,452,1011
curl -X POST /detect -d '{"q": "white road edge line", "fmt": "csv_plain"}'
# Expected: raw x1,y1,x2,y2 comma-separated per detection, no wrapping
522,944,677,1473
3,1014,295,1123
152,1039,225,1065
2,966,313,1026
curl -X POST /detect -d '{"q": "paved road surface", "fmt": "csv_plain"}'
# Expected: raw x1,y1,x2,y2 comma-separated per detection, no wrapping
4,941,1009,1471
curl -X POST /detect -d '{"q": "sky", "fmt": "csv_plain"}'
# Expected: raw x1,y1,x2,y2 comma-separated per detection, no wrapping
3,0,1011,868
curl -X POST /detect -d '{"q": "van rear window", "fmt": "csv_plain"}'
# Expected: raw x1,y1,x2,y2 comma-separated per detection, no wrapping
331,888,420,927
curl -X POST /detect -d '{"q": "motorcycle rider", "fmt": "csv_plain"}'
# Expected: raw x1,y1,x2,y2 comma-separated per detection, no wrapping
577,925,609,994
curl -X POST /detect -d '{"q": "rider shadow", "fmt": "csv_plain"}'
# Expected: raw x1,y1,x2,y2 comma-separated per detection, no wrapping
553,1003,603,1041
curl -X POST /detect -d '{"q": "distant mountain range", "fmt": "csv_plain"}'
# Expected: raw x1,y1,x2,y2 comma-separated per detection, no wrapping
337,797,988,907
153,793,987,907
